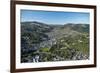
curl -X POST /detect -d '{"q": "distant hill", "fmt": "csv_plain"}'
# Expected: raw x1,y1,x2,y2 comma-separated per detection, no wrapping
63,23,89,33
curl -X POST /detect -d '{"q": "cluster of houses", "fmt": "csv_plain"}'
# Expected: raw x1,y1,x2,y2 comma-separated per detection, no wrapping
39,38,57,49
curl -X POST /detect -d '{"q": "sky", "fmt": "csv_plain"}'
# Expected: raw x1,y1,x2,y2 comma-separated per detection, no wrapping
21,10,90,24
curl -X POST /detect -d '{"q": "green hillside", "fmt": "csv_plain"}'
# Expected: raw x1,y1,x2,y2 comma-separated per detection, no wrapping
21,21,89,63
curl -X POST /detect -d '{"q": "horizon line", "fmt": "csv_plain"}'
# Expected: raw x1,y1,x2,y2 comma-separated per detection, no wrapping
21,21,89,25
